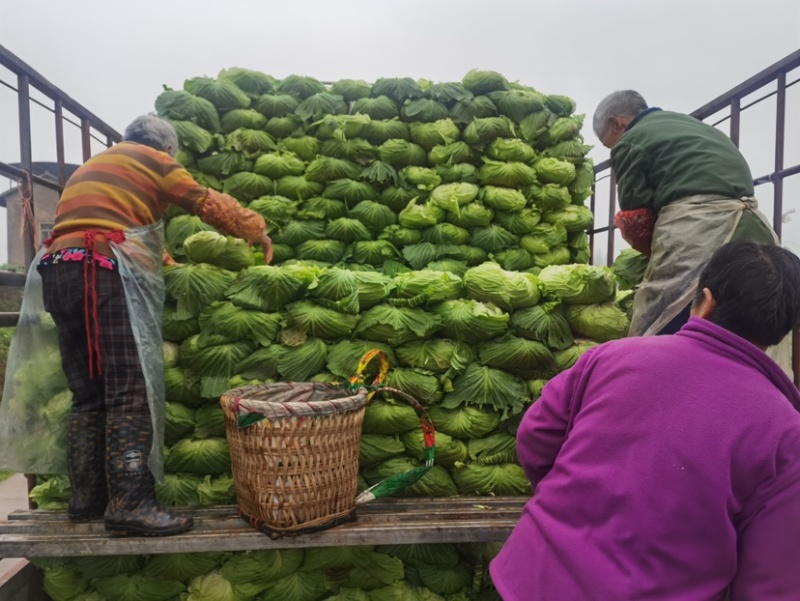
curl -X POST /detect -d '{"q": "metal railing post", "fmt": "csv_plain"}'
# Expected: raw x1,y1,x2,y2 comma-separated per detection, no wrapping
55,98,66,188
606,174,616,267
774,72,787,238
81,118,92,162
17,73,36,268
589,189,597,264
729,98,741,148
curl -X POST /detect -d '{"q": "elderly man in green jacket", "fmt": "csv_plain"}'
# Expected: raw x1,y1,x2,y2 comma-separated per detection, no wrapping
593,90,778,337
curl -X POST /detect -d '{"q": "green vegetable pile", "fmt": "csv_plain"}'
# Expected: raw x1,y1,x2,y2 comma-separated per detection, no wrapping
23,68,634,599
23,68,632,509
34,542,505,601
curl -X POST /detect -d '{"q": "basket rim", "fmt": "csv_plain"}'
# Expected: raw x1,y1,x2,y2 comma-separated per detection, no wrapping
221,381,369,418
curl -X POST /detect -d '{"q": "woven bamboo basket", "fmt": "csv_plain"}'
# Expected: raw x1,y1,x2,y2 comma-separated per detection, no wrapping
220,382,368,538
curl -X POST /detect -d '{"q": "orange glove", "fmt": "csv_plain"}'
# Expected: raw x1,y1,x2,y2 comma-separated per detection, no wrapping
162,248,179,267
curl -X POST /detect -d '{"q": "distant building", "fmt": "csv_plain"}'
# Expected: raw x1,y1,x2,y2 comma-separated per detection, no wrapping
0,162,79,266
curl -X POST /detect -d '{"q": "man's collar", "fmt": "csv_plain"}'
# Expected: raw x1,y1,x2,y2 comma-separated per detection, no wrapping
625,107,662,131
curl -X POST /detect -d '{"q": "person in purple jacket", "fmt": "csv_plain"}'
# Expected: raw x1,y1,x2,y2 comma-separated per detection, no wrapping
490,240,800,601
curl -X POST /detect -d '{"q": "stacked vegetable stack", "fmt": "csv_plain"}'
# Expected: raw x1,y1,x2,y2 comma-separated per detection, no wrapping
150,67,631,504
23,68,634,601
34,543,504,601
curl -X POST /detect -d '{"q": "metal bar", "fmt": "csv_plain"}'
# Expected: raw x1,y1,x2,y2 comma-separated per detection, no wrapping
774,72,786,238
106,134,114,148
0,313,20,328
16,74,37,269
729,98,741,147
0,272,26,286
1,75,113,147
0,44,122,141
589,190,597,263
25,475,36,510
753,163,800,186
81,118,92,162
0,162,63,194
594,159,611,175
691,50,800,121
606,173,616,266
3,75,89,123
588,159,800,242
710,76,800,128
55,98,66,188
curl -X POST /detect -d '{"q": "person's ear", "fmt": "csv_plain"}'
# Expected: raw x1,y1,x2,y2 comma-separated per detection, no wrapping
691,287,717,319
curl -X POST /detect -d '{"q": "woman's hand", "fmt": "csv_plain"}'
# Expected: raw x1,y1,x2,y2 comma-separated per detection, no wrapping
257,233,274,264
162,248,180,267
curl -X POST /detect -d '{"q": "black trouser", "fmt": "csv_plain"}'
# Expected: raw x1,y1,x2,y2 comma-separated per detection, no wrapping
40,262,149,416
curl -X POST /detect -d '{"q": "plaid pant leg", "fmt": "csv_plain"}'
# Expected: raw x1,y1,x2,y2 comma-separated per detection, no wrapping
93,268,149,417
41,263,105,413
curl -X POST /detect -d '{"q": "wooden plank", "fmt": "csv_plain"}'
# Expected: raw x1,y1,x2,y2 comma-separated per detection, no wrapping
2,500,526,531
6,497,528,521
0,519,518,557
0,507,524,535
4,498,528,521
0,498,526,557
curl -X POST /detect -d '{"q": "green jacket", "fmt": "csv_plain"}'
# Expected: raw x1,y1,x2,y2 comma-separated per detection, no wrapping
612,108,773,243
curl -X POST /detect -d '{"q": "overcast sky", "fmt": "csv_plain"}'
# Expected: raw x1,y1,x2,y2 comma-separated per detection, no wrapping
1,0,799,264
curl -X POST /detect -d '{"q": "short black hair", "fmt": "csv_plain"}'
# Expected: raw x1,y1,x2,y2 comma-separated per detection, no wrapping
694,241,800,346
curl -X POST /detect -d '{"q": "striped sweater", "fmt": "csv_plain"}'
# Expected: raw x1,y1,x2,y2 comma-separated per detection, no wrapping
48,141,266,255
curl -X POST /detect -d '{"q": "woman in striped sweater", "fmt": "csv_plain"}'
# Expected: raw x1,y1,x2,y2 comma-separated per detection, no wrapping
38,115,272,536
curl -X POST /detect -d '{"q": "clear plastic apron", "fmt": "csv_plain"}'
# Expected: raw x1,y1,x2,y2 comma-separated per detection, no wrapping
0,222,167,480
630,195,792,375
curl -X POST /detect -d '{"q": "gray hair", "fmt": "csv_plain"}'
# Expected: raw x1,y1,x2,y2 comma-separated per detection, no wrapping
123,115,179,156
593,90,649,138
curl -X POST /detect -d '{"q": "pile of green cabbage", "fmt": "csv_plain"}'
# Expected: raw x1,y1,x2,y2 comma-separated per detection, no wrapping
612,248,649,290
33,542,504,601
24,68,634,599
145,68,633,511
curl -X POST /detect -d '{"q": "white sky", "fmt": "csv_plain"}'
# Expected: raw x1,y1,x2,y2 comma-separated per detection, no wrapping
1,0,799,264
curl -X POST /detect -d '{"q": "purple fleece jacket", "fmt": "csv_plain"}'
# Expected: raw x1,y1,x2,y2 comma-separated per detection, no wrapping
490,317,800,600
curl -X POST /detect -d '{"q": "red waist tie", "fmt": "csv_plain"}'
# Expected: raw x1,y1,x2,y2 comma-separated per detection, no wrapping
44,230,127,379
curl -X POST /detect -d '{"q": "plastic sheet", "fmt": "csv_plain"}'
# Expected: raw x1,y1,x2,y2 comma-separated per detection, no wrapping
0,221,169,478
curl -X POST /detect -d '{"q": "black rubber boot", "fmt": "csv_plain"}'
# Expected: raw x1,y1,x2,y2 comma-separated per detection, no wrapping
67,412,108,522
104,415,193,536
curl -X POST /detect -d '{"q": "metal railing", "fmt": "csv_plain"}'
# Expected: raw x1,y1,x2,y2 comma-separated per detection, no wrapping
0,44,122,269
589,48,800,263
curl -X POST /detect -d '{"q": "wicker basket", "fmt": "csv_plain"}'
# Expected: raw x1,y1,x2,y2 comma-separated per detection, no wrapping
220,382,368,538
